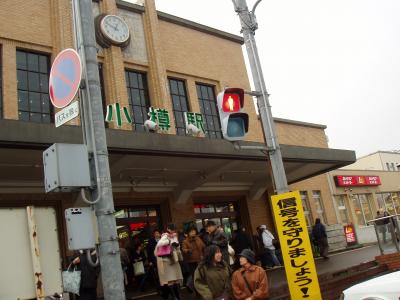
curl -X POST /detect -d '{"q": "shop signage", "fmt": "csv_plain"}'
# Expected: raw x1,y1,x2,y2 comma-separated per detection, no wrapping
271,191,322,300
335,175,381,187
104,102,205,134
344,224,357,245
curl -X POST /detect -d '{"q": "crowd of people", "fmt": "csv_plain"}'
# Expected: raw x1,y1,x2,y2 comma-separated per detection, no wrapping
117,220,273,299
70,218,330,299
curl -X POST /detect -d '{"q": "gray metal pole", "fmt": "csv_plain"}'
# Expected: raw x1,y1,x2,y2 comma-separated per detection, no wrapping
78,0,125,299
232,0,289,194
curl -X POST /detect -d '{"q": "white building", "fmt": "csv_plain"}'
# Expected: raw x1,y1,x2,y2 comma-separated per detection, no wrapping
341,151,400,172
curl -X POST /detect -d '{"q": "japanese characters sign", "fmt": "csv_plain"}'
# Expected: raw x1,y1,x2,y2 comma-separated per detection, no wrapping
55,101,79,128
344,224,357,245
271,191,322,299
184,112,205,134
105,103,132,128
334,175,381,187
104,102,206,135
148,107,171,131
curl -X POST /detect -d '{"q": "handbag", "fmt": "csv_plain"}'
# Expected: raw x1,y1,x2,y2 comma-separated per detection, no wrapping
62,263,81,295
157,244,172,257
133,261,145,276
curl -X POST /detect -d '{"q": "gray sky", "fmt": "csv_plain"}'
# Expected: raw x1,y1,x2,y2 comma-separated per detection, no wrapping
148,0,400,157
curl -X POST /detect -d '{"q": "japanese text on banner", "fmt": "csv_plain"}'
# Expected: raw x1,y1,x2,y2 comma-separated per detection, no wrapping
271,191,322,299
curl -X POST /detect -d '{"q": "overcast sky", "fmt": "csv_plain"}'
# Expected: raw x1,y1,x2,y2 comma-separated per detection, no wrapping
148,0,400,157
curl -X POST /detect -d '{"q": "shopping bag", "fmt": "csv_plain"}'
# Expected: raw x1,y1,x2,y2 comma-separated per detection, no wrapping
156,244,172,257
62,263,81,295
133,261,145,276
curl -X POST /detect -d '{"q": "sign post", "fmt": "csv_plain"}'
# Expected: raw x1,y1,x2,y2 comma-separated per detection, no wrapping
271,191,322,299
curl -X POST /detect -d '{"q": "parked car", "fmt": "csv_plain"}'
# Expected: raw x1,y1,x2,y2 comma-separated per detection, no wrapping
340,270,400,300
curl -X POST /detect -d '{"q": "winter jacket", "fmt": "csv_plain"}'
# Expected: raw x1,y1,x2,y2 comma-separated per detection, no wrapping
182,236,206,263
155,233,183,285
231,265,269,300
75,252,100,289
146,237,158,266
312,223,327,241
261,230,275,250
203,231,229,263
194,261,231,300
232,231,253,255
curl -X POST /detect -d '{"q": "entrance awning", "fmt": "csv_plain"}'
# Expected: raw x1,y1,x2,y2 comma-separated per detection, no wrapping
0,120,356,198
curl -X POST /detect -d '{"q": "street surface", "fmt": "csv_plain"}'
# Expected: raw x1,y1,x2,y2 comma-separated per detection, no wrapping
129,244,390,299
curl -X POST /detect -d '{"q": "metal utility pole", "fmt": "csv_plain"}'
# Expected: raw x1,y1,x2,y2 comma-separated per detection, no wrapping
232,0,289,194
73,0,125,298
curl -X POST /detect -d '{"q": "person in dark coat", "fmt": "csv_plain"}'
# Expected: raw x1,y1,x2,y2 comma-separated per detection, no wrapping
312,218,329,259
231,227,253,255
146,229,162,292
202,220,229,263
132,243,148,291
72,250,100,300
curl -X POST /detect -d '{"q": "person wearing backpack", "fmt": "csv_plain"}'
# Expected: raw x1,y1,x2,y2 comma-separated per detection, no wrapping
231,249,269,300
194,245,232,300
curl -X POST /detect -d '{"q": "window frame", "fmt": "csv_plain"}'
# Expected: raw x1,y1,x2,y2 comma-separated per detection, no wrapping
16,49,52,123
0,45,2,118
196,83,222,139
168,77,190,136
125,69,151,132
312,190,327,224
300,191,313,227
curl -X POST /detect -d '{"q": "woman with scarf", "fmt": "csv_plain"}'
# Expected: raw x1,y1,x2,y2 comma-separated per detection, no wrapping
155,223,183,300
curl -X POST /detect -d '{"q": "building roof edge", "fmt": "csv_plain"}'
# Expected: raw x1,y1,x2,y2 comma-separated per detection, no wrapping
156,11,244,45
273,117,327,129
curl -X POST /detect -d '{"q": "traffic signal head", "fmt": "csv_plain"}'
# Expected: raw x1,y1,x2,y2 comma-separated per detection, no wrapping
217,88,249,141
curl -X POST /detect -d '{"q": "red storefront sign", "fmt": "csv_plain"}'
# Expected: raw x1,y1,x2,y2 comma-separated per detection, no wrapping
335,175,381,187
344,224,357,245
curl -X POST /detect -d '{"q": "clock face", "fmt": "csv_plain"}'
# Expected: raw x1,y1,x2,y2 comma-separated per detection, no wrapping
100,15,130,45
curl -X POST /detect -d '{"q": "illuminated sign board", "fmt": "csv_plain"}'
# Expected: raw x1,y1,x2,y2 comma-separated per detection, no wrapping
334,175,381,187
344,224,357,245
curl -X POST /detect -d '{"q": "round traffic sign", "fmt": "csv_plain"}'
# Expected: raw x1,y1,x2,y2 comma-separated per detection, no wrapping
49,48,82,108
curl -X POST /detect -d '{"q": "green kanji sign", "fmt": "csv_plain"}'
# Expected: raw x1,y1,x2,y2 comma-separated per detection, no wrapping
148,107,171,131
105,103,132,128
184,112,205,134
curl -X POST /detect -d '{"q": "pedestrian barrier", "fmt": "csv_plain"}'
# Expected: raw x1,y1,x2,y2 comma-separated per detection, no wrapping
367,214,400,255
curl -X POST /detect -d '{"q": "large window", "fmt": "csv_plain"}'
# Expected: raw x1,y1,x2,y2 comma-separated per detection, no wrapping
126,70,150,132
193,202,238,240
98,63,108,128
352,194,374,226
300,191,313,227
335,195,349,224
196,83,222,139
312,191,327,224
16,50,51,123
169,78,189,136
377,192,400,216
0,46,2,117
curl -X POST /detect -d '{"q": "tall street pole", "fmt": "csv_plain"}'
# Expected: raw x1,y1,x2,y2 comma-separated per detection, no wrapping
232,0,289,194
75,0,125,298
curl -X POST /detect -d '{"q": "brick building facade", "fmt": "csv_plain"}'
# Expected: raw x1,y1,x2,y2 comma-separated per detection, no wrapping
0,0,355,297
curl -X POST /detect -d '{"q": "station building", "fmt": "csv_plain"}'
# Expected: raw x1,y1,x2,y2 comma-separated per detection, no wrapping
0,0,355,297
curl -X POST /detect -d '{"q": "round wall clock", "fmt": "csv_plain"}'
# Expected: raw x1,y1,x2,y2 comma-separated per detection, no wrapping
95,14,130,48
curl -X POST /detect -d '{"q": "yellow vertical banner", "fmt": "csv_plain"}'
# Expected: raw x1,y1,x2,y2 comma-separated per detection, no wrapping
271,191,322,299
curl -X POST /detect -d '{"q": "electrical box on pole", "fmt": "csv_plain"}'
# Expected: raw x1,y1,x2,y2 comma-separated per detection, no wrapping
43,143,91,193
65,207,96,250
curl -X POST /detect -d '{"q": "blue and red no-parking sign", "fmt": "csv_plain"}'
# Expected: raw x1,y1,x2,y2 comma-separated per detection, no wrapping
49,48,82,108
